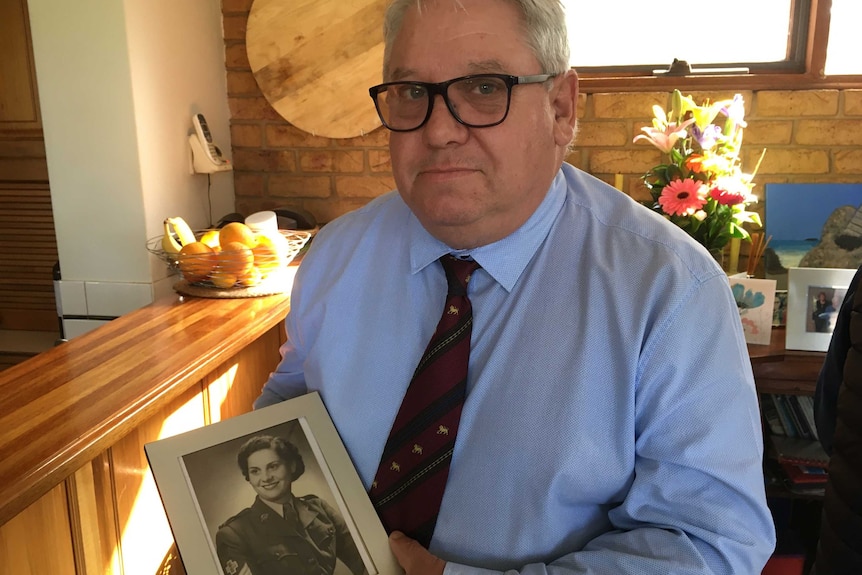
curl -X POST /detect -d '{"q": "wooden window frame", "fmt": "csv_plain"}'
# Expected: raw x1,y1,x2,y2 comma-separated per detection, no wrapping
578,0,861,93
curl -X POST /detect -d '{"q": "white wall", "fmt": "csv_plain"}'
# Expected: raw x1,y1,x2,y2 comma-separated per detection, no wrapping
27,0,233,327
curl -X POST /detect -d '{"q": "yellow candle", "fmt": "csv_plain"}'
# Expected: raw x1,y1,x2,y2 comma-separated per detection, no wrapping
614,174,624,191
728,237,741,275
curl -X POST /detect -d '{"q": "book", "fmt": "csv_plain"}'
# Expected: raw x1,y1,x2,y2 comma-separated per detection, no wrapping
771,394,798,438
779,460,828,485
770,435,830,467
762,395,786,436
779,394,810,439
794,395,819,441
785,395,813,439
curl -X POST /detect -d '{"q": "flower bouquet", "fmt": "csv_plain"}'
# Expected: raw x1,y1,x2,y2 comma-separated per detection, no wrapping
634,90,764,255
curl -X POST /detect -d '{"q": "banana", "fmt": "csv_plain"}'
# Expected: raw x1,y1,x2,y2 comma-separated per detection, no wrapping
161,217,198,254
167,217,197,246
161,219,183,254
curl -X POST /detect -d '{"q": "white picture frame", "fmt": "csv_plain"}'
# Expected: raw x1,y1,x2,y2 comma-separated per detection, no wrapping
786,267,857,352
145,392,399,575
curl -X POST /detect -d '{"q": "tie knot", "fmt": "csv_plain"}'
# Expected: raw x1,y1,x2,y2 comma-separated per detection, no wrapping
441,255,480,296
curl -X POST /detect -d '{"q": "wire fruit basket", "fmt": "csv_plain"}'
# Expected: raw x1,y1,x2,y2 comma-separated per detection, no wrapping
146,228,311,297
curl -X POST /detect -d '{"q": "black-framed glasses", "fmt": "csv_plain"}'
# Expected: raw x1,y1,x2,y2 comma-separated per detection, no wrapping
368,73,556,132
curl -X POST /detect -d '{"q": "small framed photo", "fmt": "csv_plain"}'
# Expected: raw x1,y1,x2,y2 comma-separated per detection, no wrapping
772,290,788,327
729,276,776,345
786,267,857,351
145,392,399,575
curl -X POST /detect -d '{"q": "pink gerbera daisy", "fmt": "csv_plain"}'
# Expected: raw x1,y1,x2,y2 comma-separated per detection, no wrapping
658,179,706,216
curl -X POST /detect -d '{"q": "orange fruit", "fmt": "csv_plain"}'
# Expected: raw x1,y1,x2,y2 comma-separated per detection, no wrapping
252,235,283,277
210,269,238,289
177,241,216,283
219,222,258,249
200,229,220,249
238,266,262,287
217,241,254,276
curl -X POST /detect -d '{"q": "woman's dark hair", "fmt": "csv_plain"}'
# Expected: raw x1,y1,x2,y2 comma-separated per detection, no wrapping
236,435,305,481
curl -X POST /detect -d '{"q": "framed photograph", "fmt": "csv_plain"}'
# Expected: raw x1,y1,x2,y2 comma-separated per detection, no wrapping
145,392,399,575
764,183,862,289
786,267,857,352
773,290,788,327
729,276,776,345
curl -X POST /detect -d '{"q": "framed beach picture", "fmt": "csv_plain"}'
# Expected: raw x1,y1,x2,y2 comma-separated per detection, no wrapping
786,267,857,352
144,392,399,575
729,276,776,345
765,183,862,290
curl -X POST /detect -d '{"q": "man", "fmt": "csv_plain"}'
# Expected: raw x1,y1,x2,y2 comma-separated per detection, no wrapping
256,0,776,573
812,265,862,574
215,435,367,575
815,268,862,455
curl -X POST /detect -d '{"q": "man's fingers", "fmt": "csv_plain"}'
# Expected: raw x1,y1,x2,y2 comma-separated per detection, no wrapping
389,531,445,575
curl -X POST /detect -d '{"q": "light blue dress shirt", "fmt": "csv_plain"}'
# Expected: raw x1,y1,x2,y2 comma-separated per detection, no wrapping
256,163,776,574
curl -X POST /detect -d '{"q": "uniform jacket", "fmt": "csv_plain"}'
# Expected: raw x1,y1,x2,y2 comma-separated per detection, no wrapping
815,270,862,574
216,494,366,575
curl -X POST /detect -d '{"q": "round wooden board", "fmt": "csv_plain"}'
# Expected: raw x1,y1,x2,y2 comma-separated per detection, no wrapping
246,0,387,139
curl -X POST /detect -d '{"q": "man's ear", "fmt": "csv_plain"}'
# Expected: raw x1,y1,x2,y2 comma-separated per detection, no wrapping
551,69,579,147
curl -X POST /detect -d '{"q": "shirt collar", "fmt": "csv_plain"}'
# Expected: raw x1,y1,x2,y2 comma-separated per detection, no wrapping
259,496,286,517
407,168,566,292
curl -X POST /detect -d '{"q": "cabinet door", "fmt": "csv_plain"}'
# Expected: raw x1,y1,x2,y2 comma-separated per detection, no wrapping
0,483,76,575
0,0,42,131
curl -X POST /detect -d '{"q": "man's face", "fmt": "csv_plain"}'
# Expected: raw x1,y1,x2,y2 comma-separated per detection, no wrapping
246,448,293,504
387,0,575,249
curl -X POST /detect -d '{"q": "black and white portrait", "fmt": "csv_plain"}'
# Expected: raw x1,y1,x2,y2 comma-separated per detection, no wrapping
181,419,369,575
145,393,398,575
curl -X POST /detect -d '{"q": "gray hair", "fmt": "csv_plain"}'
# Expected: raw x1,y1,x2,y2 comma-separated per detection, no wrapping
382,0,571,80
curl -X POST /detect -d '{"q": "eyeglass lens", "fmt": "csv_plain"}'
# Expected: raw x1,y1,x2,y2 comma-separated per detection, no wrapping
376,76,511,131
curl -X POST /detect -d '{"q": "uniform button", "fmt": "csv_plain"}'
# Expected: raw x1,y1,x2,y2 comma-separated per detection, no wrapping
307,557,317,565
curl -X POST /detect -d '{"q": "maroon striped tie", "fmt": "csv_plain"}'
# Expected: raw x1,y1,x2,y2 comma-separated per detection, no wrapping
369,255,480,547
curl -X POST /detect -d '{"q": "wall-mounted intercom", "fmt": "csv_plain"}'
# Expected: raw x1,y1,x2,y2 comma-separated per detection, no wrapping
189,113,232,174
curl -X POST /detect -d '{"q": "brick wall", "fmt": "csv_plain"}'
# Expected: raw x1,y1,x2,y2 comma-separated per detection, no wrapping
223,1,862,225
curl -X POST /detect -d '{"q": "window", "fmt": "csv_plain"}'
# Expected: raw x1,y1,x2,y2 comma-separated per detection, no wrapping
564,0,861,92
567,1,796,71
824,0,862,75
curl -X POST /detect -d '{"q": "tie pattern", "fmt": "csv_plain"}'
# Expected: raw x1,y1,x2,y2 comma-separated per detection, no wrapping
369,255,480,547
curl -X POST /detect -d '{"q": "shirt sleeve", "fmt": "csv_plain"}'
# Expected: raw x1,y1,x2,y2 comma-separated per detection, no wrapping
253,331,308,409
443,272,776,575
216,523,255,575
253,260,313,410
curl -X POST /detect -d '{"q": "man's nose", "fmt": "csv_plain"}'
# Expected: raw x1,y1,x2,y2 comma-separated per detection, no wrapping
423,94,468,144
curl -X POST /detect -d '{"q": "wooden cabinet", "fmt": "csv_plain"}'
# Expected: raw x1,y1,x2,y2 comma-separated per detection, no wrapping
0,293,290,574
0,0,57,334
749,328,826,495
749,328,826,572
0,0,42,132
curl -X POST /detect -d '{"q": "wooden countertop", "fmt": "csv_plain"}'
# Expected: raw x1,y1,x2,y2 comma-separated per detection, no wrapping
0,291,291,526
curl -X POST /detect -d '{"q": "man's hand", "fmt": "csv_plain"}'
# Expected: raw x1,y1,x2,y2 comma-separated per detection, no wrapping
389,531,446,575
